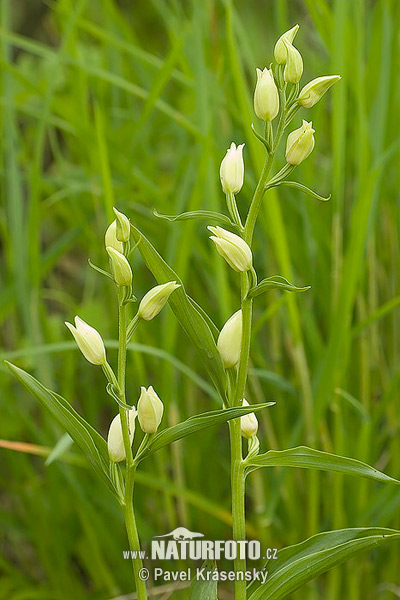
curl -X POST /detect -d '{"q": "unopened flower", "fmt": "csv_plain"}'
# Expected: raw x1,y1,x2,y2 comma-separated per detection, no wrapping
220,143,245,194
240,399,258,439
65,316,106,365
286,120,315,165
217,309,242,369
283,41,303,84
254,68,279,121
113,207,130,243
298,75,341,108
274,24,299,64
138,281,180,321
106,246,132,286
107,409,137,462
208,226,252,272
137,386,164,434
105,220,124,253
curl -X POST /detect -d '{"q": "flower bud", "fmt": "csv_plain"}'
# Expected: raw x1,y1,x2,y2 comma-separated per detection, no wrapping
65,316,106,365
106,246,132,286
286,120,315,165
208,226,252,272
138,281,180,321
298,75,341,108
283,41,303,84
105,220,124,253
217,309,242,369
137,386,164,434
113,207,130,242
107,409,136,462
220,142,245,194
240,399,258,439
254,68,279,122
274,24,299,64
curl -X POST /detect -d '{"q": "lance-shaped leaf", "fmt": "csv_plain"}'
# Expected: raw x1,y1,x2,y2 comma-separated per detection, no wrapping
245,446,399,484
248,528,400,600
130,223,227,401
266,180,331,202
5,362,115,493
248,275,310,298
189,560,218,599
154,209,238,230
138,403,275,459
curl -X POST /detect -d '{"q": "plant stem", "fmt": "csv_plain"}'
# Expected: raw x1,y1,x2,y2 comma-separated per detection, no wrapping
229,417,247,600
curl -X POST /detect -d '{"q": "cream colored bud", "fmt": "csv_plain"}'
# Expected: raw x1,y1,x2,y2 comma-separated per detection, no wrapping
298,75,341,108
137,386,164,434
217,309,242,369
240,399,258,439
113,207,130,242
220,142,245,194
283,41,303,84
106,246,132,286
107,409,136,462
286,120,315,165
274,24,299,64
105,220,124,253
138,281,180,321
254,68,279,122
208,226,252,272
65,316,106,365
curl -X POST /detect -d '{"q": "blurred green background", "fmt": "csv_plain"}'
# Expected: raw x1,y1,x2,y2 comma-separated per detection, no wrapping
1,0,399,598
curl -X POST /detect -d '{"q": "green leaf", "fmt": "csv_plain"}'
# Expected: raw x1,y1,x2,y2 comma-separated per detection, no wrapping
246,446,399,484
248,528,400,600
45,432,73,466
154,209,237,229
189,560,218,600
248,276,311,298
267,180,331,202
5,362,115,493
139,403,275,459
130,223,227,401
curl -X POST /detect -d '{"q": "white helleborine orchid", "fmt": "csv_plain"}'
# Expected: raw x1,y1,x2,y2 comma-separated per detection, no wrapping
138,281,180,321
286,120,315,165
217,309,242,369
274,24,299,64
240,399,258,439
106,246,133,286
113,207,130,242
105,220,124,253
283,41,303,84
298,75,342,108
65,316,106,365
208,226,252,272
219,142,245,195
137,386,164,434
107,409,137,462
254,67,279,122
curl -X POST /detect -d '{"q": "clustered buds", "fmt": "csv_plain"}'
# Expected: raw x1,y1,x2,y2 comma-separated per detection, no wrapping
254,67,279,122
240,399,258,439
298,75,341,108
106,246,133,287
108,409,137,462
286,120,315,165
113,207,130,242
274,24,299,64
105,220,124,253
208,226,252,272
283,41,303,83
65,316,106,365
217,309,242,369
138,281,180,321
137,386,164,434
220,142,245,194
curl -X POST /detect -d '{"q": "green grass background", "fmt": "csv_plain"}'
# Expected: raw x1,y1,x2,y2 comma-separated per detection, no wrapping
0,0,399,598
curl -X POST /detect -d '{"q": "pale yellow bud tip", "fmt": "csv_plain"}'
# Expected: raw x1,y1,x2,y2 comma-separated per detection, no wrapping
240,399,258,439
65,316,106,365
112,207,130,243
137,386,164,434
138,281,180,321
106,246,133,287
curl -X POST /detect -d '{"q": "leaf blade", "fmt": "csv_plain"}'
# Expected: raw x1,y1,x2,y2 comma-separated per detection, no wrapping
248,276,311,298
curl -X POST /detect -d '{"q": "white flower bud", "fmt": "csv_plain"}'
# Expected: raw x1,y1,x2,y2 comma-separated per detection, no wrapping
254,68,279,122
113,207,130,242
137,386,164,434
65,316,106,365
106,246,133,286
240,399,258,439
138,281,180,321
217,309,242,369
298,75,341,108
105,220,124,253
208,226,252,272
274,24,299,64
219,142,245,194
107,409,136,462
286,120,315,165
283,41,303,84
